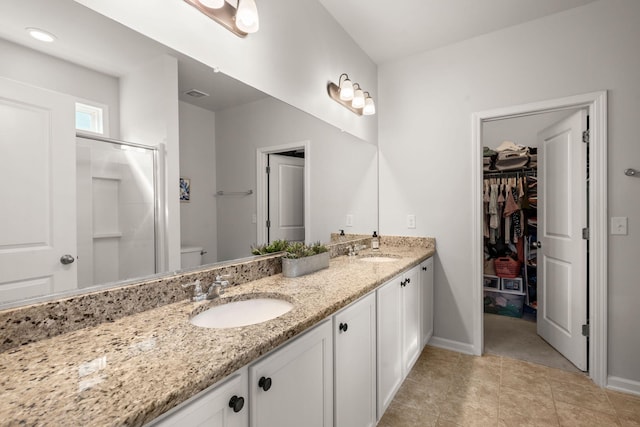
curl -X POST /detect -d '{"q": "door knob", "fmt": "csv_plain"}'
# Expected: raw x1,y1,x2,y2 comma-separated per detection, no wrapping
536,241,542,248
60,254,75,265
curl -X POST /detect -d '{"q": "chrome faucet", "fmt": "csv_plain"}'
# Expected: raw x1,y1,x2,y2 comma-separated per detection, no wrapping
182,280,207,301
348,244,367,256
207,274,231,300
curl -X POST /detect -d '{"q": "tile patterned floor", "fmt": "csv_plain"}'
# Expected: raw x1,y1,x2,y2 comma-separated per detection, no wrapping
378,346,640,427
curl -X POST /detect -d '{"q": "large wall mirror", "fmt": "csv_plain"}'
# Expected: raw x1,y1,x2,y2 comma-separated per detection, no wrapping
0,0,378,308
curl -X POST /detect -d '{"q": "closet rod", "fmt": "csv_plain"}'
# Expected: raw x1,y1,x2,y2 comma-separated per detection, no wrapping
483,169,537,178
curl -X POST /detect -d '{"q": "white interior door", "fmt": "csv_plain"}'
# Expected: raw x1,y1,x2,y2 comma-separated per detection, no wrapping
0,77,77,304
268,154,304,242
537,110,588,371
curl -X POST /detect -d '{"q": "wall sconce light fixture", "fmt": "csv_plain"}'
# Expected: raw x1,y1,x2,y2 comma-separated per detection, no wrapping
327,73,375,116
184,0,259,37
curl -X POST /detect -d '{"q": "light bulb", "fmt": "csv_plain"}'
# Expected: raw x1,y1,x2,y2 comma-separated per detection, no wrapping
198,0,225,9
352,88,365,109
339,78,354,101
363,96,376,115
236,0,259,33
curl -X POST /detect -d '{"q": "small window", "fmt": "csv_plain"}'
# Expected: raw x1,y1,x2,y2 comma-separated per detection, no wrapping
75,102,104,134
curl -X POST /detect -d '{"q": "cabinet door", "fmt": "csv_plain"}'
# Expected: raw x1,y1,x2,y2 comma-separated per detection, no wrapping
421,257,434,347
376,276,403,417
150,368,248,427
334,292,376,427
402,266,421,374
250,320,333,427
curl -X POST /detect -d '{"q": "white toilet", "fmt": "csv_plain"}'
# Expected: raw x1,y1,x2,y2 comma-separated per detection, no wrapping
180,246,204,268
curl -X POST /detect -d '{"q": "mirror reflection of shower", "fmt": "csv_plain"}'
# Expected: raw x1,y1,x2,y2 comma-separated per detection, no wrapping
76,135,158,288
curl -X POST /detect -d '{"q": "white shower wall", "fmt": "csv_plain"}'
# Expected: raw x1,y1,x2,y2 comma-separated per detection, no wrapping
76,138,156,287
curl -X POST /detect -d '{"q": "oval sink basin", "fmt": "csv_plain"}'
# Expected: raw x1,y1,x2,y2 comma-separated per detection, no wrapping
358,256,399,263
190,298,294,328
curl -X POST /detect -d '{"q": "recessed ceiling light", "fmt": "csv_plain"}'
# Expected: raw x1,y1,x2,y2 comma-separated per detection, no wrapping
26,28,56,43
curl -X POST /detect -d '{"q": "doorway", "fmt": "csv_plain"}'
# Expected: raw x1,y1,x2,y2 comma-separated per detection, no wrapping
471,92,608,386
481,109,585,373
256,141,311,246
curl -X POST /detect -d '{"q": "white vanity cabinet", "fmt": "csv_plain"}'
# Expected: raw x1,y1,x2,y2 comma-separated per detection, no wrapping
420,257,434,347
149,368,249,427
376,265,421,416
147,257,434,427
333,292,377,427
249,319,333,427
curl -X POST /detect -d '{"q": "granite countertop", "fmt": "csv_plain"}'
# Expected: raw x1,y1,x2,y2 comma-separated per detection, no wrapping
0,245,434,426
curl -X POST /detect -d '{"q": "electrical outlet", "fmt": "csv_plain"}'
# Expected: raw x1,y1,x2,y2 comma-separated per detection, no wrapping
611,217,628,235
407,214,416,229
346,214,354,227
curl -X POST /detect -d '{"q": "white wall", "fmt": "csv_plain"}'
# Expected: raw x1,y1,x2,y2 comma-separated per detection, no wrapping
482,110,572,150
179,101,218,264
378,0,640,385
216,97,378,261
74,0,378,144
0,38,120,137
120,55,181,271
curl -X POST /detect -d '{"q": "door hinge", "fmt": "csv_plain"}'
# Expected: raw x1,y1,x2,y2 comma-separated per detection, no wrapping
266,219,271,228
582,227,589,240
582,323,590,337
266,166,271,174
582,130,590,144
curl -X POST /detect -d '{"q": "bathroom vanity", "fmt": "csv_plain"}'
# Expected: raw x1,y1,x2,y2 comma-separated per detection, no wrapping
0,237,434,426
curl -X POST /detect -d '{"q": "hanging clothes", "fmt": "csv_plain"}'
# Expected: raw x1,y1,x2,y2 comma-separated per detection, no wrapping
489,184,499,244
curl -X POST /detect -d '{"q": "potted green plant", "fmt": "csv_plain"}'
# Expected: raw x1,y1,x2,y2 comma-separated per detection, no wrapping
251,239,289,255
281,241,330,278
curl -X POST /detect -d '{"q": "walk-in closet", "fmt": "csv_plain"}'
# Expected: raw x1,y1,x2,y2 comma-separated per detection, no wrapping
481,110,587,374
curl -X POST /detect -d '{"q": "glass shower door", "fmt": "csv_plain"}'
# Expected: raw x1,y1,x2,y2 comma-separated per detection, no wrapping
76,135,157,288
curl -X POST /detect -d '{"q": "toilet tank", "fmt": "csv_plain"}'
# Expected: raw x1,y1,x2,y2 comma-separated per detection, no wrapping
180,246,203,269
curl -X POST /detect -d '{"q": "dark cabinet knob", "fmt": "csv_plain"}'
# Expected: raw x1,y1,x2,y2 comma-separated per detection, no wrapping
406,278,411,284
339,322,348,332
422,266,427,271
258,376,272,391
400,279,405,287
228,395,245,413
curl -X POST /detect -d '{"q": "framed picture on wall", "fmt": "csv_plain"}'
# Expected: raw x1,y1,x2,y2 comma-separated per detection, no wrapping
180,177,191,202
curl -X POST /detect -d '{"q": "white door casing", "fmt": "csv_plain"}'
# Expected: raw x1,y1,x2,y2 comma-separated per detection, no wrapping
0,77,77,304
471,91,607,386
537,110,588,371
256,141,311,246
268,154,304,242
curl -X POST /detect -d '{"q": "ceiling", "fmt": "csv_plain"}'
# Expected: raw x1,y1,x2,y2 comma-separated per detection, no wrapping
0,0,267,112
0,0,599,111
318,0,598,64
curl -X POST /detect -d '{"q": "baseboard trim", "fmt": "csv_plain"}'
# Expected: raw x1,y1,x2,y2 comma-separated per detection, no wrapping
428,336,475,355
607,376,640,397
422,331,433,348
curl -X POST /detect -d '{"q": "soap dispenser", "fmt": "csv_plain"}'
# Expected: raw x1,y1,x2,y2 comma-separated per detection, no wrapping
372,231,379,250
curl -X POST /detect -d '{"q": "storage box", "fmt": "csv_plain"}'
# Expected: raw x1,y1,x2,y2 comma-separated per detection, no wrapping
501,277,524,293
483,275,500,289
483,289,525,318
